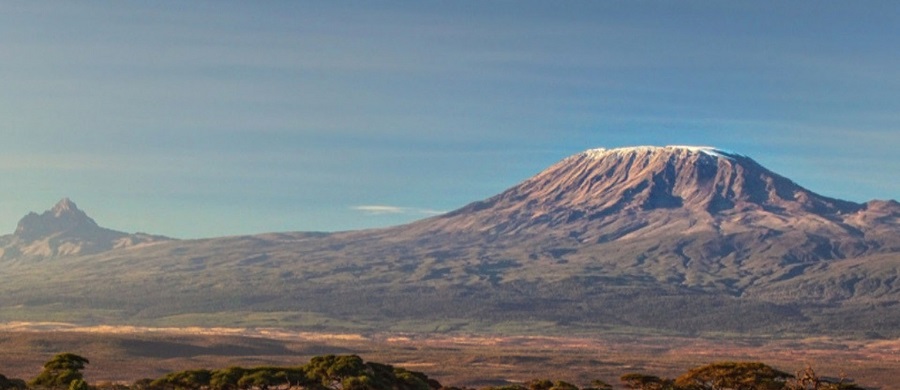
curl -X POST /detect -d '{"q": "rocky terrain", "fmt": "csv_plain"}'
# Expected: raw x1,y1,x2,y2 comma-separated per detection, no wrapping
0,146,897,337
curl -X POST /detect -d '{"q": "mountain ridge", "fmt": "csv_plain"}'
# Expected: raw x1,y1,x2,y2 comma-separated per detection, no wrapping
0,146,897,336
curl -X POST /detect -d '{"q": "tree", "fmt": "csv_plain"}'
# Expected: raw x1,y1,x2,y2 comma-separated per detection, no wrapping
131,378,158,390
302,355,440,390
30,353,90,389
237,370,277,390
0,374,27,390
306,355,368,390
523,379,580,390
674,362,791,390
526,379,553,390
620,373,675,390
548,381,578,390
150,369,212,390
68,379,89,390
785,366,866,390
210,367,245,390
583,379,613,390
394,369,433,390
481,386,526,390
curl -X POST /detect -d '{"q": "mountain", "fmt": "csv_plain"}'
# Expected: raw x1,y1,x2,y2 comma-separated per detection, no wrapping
423,146,866,234
0,147,897,337
394,146,899,292
0,198,171,260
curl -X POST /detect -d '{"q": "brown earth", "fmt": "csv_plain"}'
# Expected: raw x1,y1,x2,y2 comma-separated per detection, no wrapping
0,323,897,389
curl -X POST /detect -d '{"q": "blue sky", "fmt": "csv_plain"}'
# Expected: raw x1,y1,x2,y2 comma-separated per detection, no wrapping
1,2,898,238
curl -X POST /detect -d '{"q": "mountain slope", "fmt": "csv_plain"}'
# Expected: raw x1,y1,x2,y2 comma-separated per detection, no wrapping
392,146,897,292
0,147,897,336
416,146,873,236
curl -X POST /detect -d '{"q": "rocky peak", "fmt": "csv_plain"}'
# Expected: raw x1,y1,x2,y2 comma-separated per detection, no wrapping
2,198,172,259
51,197,78,216
14,198,101,241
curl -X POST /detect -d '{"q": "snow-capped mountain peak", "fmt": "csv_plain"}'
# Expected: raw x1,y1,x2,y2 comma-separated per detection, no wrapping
581,145,738,160
426,145,865,238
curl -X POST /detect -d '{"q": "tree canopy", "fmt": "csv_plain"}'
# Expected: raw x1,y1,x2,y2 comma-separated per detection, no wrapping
674,361,792,390
5,353,871,390
0,374,27,390
29,353,90,389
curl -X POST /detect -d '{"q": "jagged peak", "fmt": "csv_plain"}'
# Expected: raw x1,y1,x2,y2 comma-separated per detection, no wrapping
51,197,79,216
4,198,172,259
14,198,99,239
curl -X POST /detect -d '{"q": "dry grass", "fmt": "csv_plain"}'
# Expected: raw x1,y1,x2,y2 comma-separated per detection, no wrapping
0,323,896,389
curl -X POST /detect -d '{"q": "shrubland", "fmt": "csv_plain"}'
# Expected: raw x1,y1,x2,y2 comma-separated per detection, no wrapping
3,353,869,390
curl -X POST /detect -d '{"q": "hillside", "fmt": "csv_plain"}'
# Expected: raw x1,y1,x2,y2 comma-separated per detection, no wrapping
0,146,897,337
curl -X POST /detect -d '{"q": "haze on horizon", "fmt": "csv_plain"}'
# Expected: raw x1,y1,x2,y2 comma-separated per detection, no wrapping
1,1,898,239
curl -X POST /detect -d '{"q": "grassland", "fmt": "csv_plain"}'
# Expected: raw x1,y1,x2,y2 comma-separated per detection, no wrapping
3,228,897,340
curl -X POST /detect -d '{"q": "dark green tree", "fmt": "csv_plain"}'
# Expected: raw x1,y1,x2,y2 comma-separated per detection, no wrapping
0,374,27,390
210,367,246,390
67,379,89,390
393,368,433,390
29,353,90,389
481,386,527,390
131,378,158,390
522,380,579,390
302,355,440,390
620,373,675,390
150,369,212,390
582,379,613,390
306,355,368,390
237,370,277,390
674,361,791,390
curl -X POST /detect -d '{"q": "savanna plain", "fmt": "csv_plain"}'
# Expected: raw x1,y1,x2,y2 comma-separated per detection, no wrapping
0,322,897,389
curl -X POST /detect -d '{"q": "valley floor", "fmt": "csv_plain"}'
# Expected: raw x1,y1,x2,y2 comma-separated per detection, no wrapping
0,323,897,389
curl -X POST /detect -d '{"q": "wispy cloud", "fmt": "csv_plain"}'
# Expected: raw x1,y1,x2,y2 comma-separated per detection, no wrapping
352,205,445,216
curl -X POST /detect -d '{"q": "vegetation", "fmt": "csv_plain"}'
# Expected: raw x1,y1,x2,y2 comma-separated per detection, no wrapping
29,353,90,390
137,354,440,390
1,353,870,390
619,362,867,390
1,221,898,339
619,373,673,390
673,361,792,389
0,374,27,390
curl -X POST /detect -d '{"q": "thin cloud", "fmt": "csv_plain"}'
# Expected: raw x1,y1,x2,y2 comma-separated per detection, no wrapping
353,205,406,215
353,205,445,216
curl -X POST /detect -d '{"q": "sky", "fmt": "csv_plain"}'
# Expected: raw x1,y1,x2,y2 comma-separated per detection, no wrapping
1,1,898,239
